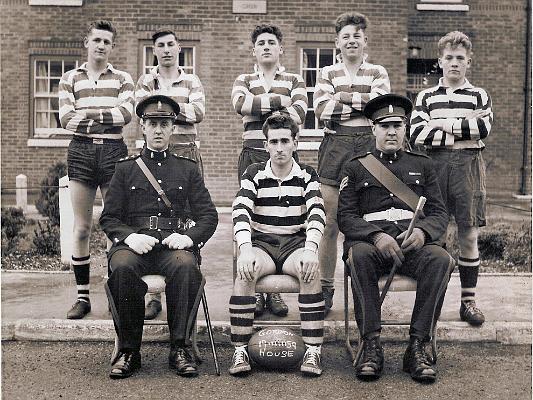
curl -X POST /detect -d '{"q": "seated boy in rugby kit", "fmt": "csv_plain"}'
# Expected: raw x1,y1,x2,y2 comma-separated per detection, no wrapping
228,114,326,376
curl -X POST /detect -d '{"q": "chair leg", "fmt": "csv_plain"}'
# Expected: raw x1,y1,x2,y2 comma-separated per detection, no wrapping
344,271,356,362
201,290,221,376
191,320,202,364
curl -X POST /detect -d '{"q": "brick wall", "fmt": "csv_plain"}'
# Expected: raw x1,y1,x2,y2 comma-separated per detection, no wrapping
1,0,529,205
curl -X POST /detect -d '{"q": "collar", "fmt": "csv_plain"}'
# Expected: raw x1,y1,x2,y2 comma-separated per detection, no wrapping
374,148,403,162
253,64,286,76
77,62,115,74
437,77,474,91
142,146,170,161
263,159,304,181
336,52,369,65
150,65,186,84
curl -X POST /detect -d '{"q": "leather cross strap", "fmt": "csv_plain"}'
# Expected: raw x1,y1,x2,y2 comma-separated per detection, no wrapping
135,158,173,210
358,154,420,211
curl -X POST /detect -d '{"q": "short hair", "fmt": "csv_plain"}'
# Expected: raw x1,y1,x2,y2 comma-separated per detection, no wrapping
335,12,369,34
251,24,283,44
152,30,178,44
262,114,299,140
438,31,472,55
86,20,117,41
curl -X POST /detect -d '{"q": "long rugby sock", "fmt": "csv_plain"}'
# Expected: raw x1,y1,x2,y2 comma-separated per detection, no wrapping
458,256,480,303
299,293,325,346
229,295,255,346
72,255,90,303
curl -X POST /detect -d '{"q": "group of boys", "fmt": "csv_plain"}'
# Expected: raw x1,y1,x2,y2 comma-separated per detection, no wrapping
59,11,492,382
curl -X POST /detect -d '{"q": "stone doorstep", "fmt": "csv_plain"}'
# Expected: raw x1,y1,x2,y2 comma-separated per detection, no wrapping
2,319,531,345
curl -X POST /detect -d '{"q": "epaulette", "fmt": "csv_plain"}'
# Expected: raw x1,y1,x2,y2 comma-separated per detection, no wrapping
171,154,197,163
117,154,140,162
405,149,429,158
348,151,372,162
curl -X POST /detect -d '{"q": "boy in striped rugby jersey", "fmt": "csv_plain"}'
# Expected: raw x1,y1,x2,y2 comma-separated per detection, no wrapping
409,31,493,326
135,29,206,320
232,24,308,317
313,12,390,316
229,115,326,377
59,20,134,319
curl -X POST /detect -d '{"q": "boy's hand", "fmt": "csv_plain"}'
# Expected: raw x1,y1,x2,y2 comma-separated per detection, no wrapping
299,249,319,283
237,246,256,281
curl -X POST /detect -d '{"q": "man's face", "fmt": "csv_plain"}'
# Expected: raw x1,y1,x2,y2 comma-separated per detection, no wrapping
253,33,283,66
154,34,180,68
373,119,406,154
335,25,367,62
438,44,471,85
84,28,114,64
264,128,297,168
142,117,175,151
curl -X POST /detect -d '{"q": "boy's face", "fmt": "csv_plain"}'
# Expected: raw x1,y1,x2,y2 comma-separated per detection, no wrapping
438,44,471,85
142,118,175,151
335,25,367,62
372,119,406,154
253,32,283,66
84,28,114,64
264,128,297,168
154,34,181,68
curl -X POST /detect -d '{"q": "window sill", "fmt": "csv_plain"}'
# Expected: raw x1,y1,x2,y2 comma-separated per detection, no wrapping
416,4,469,11
27,138,70,147
29,0,83,5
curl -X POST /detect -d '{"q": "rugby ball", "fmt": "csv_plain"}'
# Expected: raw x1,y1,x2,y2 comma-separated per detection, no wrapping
248,327,306,370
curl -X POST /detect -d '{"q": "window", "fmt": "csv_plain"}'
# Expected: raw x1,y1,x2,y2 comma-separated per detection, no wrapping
406,58,442,102
31,56,79,138
141,43,196,75
300,46,339,132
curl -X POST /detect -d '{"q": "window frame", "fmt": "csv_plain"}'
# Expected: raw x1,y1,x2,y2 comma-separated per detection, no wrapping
29,54,80,140
138,40,198,77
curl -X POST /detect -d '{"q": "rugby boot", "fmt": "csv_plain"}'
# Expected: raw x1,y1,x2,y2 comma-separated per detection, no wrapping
266,292,289,317
355,336,384,380
254,293,266,317
402,336,437,383
460,300,485,326
323,287,334,317
67,299,91,319
144,299,162,320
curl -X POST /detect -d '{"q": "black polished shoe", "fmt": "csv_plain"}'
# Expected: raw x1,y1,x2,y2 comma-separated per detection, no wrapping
355,336,384,380
144,299,162,320
266,293,289,317
169,347,198,377
254,293,266,317
323,287,334,317
460,300,485,326
402,337,437,383
67,299,91,319
109,351,141,379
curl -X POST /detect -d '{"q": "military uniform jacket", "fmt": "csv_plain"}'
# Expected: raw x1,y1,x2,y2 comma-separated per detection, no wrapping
337,149,448,253
100,148,218,255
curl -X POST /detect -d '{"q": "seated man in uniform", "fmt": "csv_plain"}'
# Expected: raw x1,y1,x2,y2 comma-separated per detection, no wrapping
229,114,326,377
100,95,218,379
337,94,453,383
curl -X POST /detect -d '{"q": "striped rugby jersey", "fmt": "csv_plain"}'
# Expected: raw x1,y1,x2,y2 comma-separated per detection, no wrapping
135,66,205,142
409,78,493,149
231,65,308,145
59,63,134,139
313,55,390,136
232,160,325,250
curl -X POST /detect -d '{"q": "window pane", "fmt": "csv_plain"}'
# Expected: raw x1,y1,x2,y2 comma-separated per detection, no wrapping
36,61,48,77
35,98,49,111
35,112,49,128
64,61,76,72
51,112,60,128
319,49,334,68
35,78,48,94
305,70,316,87
50,61,63,77
307,92,314,106
304,111,316,129
180,48,193,68
302,49,317,70
50,78,60,94
50,96,59,111
318,119,325,129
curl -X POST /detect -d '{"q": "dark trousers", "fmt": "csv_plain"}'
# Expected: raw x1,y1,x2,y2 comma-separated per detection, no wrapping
347,242,452,340
105,247,204,352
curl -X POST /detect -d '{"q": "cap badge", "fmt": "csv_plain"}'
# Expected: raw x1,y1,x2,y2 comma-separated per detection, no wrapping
389,105,394,113
157,101,162,111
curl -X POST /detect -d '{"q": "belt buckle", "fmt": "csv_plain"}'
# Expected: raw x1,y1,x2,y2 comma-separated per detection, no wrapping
388,208,401,221
149,216,158,230
93,138,104,145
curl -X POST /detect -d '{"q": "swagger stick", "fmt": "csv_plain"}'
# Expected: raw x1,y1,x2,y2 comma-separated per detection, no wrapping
379,196,427,306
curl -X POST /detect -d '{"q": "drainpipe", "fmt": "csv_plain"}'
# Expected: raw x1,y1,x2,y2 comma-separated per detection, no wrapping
519,0,531,195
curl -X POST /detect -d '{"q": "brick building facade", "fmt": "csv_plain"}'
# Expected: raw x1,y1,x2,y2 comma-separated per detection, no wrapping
1,0,530,205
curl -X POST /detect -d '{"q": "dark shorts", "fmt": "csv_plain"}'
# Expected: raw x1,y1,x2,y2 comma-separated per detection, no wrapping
252,231,306,274
67,136,127,188
170,142,204,177
237,147,299,184
427,148,486,227
317,132,375,186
